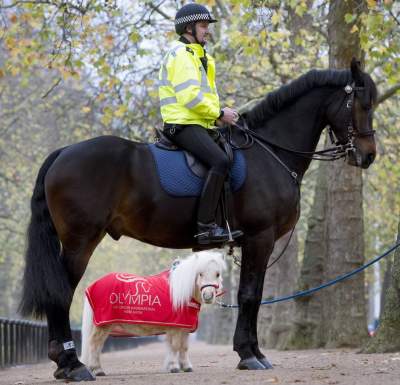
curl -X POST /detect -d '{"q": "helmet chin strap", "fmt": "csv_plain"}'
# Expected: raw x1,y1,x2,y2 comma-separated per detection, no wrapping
190,23,204,46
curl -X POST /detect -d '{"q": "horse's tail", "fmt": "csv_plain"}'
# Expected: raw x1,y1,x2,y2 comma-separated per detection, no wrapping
19,147,71,319
80,296,94,364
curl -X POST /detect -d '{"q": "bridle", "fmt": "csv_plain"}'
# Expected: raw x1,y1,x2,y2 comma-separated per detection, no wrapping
327,83,375,157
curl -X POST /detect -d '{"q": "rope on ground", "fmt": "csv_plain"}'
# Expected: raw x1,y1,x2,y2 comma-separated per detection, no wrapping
218,241,400,309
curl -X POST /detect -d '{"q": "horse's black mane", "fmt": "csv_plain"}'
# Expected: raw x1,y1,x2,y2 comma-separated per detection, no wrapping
245,69,352,127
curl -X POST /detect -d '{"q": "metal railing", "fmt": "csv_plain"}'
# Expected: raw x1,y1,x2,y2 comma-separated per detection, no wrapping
0,318,157,369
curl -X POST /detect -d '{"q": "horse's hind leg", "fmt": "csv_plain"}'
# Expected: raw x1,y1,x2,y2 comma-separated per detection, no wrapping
165,330,180,373
178,332,193,372
47,234,104,381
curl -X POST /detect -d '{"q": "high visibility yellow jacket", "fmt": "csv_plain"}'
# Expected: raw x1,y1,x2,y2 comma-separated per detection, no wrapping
158,41,220,129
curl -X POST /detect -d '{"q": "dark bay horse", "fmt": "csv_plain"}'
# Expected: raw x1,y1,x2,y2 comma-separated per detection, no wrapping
20,59,377,381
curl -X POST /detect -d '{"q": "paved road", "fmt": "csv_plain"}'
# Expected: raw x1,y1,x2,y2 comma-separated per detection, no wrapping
1,340,400,385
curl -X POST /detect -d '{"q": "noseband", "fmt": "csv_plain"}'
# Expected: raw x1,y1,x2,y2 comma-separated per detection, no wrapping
200,283,219,291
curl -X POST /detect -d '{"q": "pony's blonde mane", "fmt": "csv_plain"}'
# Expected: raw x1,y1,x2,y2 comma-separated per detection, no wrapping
169,251,226,310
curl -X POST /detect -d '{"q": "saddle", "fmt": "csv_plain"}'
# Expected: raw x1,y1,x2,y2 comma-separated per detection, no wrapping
154,128,234,179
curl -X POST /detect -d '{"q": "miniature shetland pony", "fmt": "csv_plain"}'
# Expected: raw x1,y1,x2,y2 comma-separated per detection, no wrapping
81,251,226,375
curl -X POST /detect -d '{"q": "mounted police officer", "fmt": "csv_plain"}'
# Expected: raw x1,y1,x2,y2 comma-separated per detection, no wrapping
158,3,242,245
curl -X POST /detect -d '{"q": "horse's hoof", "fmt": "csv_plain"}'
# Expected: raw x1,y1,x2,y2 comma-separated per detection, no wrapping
237,357,266,370
183,367,193,372
170,367,180,373
257,357,273,369
54,364,96,381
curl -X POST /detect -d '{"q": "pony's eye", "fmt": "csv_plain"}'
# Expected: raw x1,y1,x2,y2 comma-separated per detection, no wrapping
216,273,220,278
199,273,203,277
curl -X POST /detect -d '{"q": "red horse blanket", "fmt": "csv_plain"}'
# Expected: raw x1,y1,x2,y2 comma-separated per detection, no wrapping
85,270,200,336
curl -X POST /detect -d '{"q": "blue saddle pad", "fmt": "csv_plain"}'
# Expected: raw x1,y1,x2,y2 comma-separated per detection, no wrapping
148,144,246,197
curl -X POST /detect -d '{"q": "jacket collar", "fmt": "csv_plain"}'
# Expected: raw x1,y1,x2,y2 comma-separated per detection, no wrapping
178,36,206,57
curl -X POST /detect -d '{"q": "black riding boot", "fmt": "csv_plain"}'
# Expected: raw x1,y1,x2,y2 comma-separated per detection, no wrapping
195,171,242,245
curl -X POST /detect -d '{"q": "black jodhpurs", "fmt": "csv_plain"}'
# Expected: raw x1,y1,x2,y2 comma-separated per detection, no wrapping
164,124,230,225
166,124,230,176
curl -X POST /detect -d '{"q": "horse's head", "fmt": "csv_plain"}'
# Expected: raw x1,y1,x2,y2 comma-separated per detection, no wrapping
170,250,226,310
195,251,226,305
326,58,378,169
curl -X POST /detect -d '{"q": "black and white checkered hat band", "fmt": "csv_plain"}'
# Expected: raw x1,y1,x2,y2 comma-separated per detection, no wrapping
175,13,213,25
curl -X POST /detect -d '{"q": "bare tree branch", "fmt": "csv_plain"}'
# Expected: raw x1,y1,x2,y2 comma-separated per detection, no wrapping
42,77,62,98
377,83,400,105
388,8,400,27
147,1,172,21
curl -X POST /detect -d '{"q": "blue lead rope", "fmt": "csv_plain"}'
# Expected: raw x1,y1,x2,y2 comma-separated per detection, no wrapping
218,241,400,308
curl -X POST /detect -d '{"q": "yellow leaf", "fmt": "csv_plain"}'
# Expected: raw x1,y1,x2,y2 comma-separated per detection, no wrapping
114,105,128,117
350,25,359,33
81,106,91,113
271,12,280,25
367,0,376,7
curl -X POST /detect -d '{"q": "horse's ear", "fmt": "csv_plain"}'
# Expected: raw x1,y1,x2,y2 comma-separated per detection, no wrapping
350,57,363,85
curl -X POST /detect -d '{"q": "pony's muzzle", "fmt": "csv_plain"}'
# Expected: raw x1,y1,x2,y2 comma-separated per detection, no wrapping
200,284,218,304
201,289,215,303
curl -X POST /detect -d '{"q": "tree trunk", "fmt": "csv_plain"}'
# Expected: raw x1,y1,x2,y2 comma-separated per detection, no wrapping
284,158,329,349
258,231,299,349
324,0,368,347
362,221,400,352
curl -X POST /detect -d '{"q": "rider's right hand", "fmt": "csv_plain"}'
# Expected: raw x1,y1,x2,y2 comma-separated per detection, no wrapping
220,107,239,125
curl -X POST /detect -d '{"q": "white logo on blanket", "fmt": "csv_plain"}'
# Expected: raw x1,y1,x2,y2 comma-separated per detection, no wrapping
110,274,162,308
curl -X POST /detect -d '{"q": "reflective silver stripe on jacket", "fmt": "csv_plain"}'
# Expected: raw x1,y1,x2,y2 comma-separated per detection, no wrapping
159,64,170,87
199,66,212,93
174,79,200,92
159,45,184,87
160,96,177,106
185,92,204,109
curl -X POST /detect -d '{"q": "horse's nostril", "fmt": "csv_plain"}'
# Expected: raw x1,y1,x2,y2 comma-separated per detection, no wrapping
367,153,375,164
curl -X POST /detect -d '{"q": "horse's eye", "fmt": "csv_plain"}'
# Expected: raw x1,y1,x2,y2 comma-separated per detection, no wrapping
199,273,203,277
216,273,220,278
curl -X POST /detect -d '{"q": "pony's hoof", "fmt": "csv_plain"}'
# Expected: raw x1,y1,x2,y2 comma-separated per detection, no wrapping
170,367,180,373
257,357,273,369
237,357,266,370
54,364,96,381
95,370,106,376
183,367,193,372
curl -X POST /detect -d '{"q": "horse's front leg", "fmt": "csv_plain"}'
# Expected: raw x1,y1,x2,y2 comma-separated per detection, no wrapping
233,230,275,370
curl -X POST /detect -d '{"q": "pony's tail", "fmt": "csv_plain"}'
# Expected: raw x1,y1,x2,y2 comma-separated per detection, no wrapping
80,296,93,364
19,148,72,319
